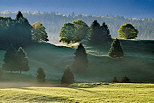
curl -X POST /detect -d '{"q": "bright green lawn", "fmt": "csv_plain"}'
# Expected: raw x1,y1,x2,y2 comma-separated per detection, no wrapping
0,83,154,103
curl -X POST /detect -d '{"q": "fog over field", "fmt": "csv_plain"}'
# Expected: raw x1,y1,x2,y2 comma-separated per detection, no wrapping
0,0,154,102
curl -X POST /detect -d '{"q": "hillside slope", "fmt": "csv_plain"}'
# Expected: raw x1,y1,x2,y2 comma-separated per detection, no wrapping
0,40,154,83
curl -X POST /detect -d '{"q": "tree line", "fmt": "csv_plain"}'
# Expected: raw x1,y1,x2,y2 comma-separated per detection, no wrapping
0,11,153,40
60,19,138,44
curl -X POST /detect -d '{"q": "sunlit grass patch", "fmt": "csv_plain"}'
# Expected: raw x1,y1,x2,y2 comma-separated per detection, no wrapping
0,83,153,103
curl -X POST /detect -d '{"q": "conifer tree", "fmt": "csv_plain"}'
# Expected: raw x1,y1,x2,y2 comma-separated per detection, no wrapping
61,66,74,85
101,22,111,41
37,67,46,83
16,11,23,20
72,43,88,72
16,47,29,73
108,38,124,58
2,45,18,72
89,20,101,44
15,11,32,46
89,20,111,44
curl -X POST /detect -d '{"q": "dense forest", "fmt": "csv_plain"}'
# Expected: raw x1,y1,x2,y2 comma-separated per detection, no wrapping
0,11,154,41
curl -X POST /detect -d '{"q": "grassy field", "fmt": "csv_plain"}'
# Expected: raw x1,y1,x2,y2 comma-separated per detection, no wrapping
0,83,154,103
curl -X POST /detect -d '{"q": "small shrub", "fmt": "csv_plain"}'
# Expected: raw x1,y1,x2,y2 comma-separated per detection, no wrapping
37,67,46,83
112,77,119,83
61,66,74,85
121,76,130,83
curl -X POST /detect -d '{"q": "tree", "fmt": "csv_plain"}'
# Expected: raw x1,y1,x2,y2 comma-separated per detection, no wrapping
37,68,46,83
72,43,88,72
60,23,75,44
72,19,89,41
100,22,111,41
112,77,119,83
2,45,18,72
16,47,29,73
16,11,23,20
88,20,111,44
61,66,74,85
0,12,32,48
108,38,124,58
32,22,49,42
118,23,138,39
121,76,130,83
59,20,89,44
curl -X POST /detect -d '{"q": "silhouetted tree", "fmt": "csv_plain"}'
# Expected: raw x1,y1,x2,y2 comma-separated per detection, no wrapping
37,67,46,83
112,77,119,83
14,17,32,46
121,76,130,83
118,23,138,39
61,66,74,85
88,20,101,44
100,22,112,41
2,45,18,72
72,43,88,72
16,47,29,74
108,38,124,58
32,22,49,42
88,20,111,44
16,11,23,20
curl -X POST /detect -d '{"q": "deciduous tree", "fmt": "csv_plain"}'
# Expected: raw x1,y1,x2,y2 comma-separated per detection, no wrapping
118,23,138,39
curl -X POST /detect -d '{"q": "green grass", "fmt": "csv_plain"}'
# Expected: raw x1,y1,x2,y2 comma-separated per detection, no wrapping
0,83,154,103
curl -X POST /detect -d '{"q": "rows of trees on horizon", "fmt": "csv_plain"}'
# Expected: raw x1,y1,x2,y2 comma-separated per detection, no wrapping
0,11,153,40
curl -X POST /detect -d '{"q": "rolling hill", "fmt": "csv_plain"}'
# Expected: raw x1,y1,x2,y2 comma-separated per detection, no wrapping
1,39,153,83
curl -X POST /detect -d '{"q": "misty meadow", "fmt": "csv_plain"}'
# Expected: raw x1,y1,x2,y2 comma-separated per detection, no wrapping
0,0,154,103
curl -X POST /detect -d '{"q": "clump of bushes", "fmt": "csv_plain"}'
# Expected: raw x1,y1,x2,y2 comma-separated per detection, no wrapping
112,76,131,83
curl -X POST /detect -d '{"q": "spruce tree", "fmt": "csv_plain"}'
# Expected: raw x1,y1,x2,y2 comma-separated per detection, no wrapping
16,11,23,20
2,45,18,72
15,11,32,46
89,20,101,44
89,20,111,44
72,43,88,72
61,66,74,85
108,38,124,58
100,22,111,41
37,68,46,83
16,47,29,73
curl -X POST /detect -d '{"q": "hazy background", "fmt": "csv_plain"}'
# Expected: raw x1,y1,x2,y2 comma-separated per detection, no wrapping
0,0,154,18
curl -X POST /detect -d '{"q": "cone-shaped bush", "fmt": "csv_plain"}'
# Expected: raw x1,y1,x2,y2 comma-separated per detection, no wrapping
37,67,46,83
109,38,124,58
121,76,130,83
61,66,74,85
72,43,88,73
